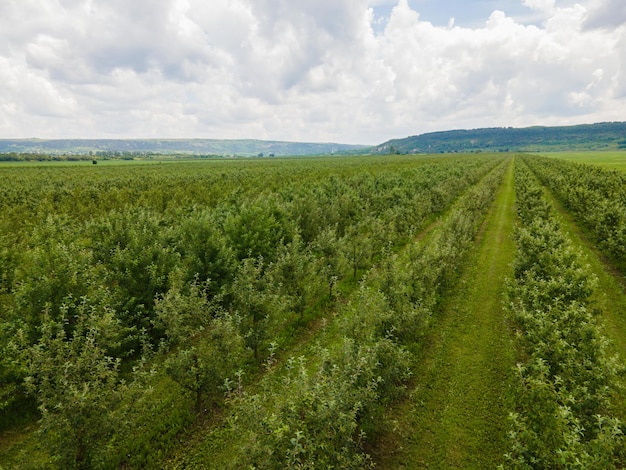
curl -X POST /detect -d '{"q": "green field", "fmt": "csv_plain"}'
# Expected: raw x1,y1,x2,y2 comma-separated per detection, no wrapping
1,153,626,468
538,150,626,171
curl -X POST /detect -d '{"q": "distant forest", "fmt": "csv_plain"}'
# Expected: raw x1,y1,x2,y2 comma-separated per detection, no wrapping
373,122,626,154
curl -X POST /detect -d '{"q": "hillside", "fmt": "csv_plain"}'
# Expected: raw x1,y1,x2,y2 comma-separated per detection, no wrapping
0,138,368,157
2,122,626,159
373,122,626,154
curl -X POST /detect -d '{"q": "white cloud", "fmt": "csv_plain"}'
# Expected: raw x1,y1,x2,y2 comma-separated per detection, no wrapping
523,0,556,13
0,0,624,144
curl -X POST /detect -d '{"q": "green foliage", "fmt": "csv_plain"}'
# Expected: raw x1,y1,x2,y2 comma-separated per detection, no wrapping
224,197,293,261
0,154,507,467
214,158,510,468
312,227,347,300
88,208,181,344
523,154,626,269
156,279,247,413
374,122,626,154
13,215,106,340
265,235,314,321
345,221,374,279
240,345,380,469
0,316,35,431
0,138,368,157
173,210,237,294
504,161,625,468
24,300,125,469
229,257,286,362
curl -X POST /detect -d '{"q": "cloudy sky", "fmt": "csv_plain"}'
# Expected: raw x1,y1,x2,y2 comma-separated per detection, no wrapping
0,0,625,145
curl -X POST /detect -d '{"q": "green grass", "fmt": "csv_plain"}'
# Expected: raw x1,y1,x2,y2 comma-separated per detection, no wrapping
536,151,626,171
371,160,518,468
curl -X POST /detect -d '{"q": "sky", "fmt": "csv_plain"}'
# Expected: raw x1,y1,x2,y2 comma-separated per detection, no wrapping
0,0,625,145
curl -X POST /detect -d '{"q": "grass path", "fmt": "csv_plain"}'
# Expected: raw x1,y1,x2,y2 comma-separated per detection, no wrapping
372,159,517,468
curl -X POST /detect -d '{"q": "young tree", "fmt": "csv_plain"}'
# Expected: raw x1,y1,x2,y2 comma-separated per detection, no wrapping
344,221,373,280
155,278,246,413
175,211,237,296
24,300,125,469
266,235,312,324
229,257,279,362
312,227,346,301
223,198,291,262
0,315,33,431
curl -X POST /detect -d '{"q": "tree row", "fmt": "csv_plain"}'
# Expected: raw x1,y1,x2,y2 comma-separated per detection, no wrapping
505,160,624,468
521,154,626,272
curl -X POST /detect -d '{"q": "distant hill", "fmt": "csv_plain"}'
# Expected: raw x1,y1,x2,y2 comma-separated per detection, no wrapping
3,122,625,159
373,122,626,154
0,138,368,157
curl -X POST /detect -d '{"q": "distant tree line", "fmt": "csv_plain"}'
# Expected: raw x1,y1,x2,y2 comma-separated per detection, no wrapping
0,153,93,162
374,122,626,154
0,152,224,162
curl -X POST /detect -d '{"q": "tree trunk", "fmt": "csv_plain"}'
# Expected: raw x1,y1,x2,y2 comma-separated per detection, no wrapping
194,353,203,415
76,429,87,470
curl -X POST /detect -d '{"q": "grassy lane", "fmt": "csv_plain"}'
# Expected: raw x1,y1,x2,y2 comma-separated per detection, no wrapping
535,178,626,420
373,159,517,468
